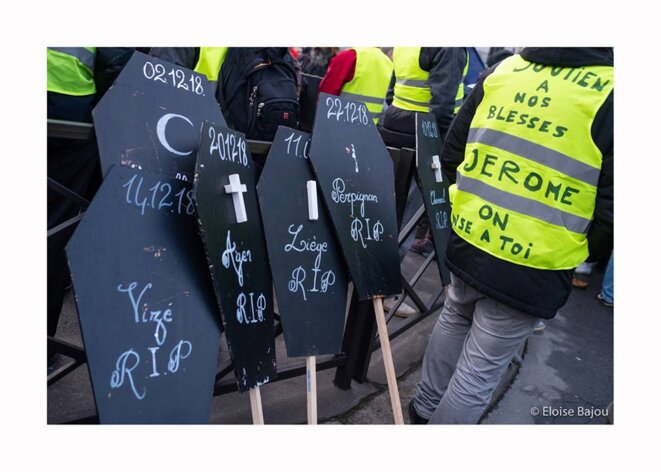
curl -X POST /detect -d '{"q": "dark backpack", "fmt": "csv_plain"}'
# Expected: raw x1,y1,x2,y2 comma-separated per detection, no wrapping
217,47,299,141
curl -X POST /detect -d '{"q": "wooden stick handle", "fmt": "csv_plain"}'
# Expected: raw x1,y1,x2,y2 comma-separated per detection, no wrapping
373,296,404,424
307,356,317,425
249,386,264,425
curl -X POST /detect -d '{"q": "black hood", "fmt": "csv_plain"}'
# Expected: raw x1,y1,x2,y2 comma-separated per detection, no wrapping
520,47,613,67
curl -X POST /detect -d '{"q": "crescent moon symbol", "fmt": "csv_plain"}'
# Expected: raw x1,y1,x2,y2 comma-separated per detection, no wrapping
156,113,194,156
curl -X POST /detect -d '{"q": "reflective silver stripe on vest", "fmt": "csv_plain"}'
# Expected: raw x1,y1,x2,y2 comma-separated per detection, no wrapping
393,95,430,107
396,78,429,87
456,173,592,234
48,47,95,70
454,98,463,109
467,128,601,186
340,91,384,105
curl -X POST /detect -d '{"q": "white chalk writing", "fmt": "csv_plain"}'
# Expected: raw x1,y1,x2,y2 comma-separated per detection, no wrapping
122,174,194,216
284,224,336,300
208,127,249,167
143,60,205,95
325,96,369,125
430,189,447,205
331,178,378,217
284,131,310,159
111,281,193,400
436,210,449,230
221,230,252,287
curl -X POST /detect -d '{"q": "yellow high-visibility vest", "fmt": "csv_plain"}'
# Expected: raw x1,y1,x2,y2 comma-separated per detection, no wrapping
449,54,614,269
194,47,228,93
340,47,393,124
454,50,470,114
47,47,96,96
392,47,469,114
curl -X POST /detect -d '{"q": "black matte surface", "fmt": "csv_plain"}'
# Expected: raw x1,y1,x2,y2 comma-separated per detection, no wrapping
93,51,227,182
257,127,348,357
309,93,402,300
415,113,452,286
194,122,277,392
66,165,221,424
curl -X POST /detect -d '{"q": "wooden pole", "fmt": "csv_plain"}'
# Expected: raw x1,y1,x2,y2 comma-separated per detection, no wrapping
373,296,404,424
249,386,264,424
306,356,317,424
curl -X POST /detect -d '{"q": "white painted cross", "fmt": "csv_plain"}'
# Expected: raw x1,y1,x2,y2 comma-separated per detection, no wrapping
431,155,443,183
307,180,319,221
224,173,248,223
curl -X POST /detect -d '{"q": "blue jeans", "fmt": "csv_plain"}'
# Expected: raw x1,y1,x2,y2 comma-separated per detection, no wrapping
600,252,614,303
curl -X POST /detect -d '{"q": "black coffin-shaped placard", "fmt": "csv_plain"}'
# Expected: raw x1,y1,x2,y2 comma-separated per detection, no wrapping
93,51,227,182
66,165,221,424
193,122,276,392
415,113,452,286
309,93,402,300
257,127,348,357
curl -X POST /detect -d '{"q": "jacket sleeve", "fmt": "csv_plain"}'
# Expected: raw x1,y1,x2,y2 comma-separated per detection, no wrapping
440,65,494,184
93,47,136,103
422,47,467,139
385,71,395,106
586,92,614,261
319,49,357,96
148,47,198,69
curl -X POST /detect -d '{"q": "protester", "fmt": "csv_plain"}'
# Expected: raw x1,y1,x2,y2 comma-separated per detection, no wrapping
150,47,300,145
380,48,470,256
486,48,514,68
319,47,393,125
47,47,134,366
409,47,614,424
217,47,299,144
380,47,469,149
298,47,338,132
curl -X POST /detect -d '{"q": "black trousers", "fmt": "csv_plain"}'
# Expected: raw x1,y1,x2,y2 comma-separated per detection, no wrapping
47,137,99,347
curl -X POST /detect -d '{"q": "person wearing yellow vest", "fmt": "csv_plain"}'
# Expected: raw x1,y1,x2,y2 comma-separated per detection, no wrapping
408,48,614,424
319,47,393,124
47,47,135,367
380,47,469,149
381,48,469,261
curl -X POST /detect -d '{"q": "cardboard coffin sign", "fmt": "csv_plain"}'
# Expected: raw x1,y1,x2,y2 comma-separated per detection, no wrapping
66,165,221,424
415,113,452,286
257,127,348,358
93,51,227,182
194,122,276,392
309,93,402,300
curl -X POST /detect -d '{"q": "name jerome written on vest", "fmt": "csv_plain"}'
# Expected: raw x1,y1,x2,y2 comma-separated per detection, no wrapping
452,57,610,265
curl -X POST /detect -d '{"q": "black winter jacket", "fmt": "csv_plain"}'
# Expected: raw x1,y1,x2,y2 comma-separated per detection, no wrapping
380,47,468,148
48,47,136,122
441,47,614,319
